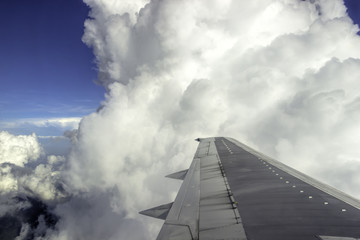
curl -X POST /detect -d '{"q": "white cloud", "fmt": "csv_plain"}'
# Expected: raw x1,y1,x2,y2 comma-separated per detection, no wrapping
0,131,67,213
15,0,360,239
18,157,67,201
0,132,68,239
0,157,67,203
0,131,42,166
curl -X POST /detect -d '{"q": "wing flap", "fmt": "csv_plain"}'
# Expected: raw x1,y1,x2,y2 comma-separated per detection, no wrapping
139,202,173,220
165,169,188,180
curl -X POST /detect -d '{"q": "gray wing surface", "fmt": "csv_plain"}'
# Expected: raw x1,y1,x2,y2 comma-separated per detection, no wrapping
140,137,360,240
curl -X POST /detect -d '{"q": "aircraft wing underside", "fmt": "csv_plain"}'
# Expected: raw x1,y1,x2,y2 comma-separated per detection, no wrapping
140,137,360,240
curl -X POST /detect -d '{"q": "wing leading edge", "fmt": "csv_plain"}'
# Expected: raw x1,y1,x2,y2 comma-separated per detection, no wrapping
140,137,360,240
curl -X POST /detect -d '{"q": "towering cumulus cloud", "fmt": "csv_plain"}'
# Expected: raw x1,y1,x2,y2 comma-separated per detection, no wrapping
0,131,42,167
47,0,360,239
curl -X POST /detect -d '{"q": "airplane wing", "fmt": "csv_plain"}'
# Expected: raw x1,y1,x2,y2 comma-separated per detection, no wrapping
140,137,360,240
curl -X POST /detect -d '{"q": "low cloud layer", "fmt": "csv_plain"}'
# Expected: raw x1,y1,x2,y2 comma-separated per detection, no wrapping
2,0,360,239
0,132,68,239
0,117,81,136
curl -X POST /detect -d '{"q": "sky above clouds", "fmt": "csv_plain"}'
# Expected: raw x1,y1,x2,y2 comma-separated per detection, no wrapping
1,0,360,239
0,0,104,136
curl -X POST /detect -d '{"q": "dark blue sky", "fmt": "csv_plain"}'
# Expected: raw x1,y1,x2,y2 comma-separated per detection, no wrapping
0,0,359,122
0,0,104,121
345,0,360,29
